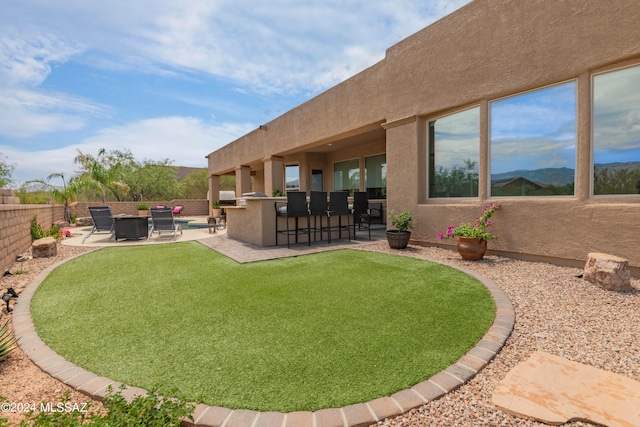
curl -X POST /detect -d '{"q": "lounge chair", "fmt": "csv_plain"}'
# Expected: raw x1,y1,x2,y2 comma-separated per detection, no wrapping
82,206,114,244
172,205,183,215
148,207,182,241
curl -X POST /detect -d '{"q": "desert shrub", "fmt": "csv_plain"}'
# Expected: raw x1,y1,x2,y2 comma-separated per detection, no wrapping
0,319,17,362
19,386,194,426
30,216,61,241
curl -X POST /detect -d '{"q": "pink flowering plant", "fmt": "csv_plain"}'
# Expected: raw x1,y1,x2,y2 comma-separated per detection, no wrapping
439,203,501,241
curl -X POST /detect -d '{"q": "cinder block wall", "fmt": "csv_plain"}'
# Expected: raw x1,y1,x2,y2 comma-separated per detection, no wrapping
0,204,64,273
72,199,209,217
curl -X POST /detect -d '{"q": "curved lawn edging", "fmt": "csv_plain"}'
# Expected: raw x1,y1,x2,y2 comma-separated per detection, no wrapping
13,250,514,427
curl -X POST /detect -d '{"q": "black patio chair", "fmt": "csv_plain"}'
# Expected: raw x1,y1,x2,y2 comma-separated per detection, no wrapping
275,191,311,247
353,191,371,240
368,202,384,224
148,207,182,241
82,206,114,244
326,191,351,244
309,191,328,242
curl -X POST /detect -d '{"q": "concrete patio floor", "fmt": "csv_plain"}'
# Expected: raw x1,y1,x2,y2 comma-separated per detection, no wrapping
63,216,224,247
63,217,391,264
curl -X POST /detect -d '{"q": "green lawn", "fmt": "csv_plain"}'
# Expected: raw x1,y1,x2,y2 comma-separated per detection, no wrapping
32,243,494,412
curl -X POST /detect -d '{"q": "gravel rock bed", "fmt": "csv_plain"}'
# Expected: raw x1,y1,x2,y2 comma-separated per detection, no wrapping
0,244,97,426
364,243,640,427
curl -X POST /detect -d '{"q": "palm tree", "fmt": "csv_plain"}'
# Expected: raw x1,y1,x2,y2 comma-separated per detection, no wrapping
74,148,131,204
24,173,81,223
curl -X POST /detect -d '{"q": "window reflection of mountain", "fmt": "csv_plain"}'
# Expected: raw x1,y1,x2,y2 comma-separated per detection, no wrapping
490,177,576,196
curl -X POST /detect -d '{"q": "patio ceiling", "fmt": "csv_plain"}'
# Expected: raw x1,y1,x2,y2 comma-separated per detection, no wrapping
237,124,386,173
276,122,386,157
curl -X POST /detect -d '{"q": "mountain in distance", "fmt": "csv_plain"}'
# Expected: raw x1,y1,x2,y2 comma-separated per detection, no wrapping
491,167,575,186
491,161,640,186
594,161,640,172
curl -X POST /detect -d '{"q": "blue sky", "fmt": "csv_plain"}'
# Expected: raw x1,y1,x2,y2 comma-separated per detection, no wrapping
490,82,577,174
0,0,471,185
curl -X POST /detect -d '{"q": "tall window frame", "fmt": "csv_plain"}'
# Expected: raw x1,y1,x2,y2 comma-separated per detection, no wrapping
592,64,640,196
489,81,577,197
428,106,480,199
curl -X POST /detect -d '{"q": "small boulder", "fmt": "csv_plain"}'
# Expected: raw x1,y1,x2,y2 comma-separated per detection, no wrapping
75,217,93,227
583,252,631,291
32,237,57,258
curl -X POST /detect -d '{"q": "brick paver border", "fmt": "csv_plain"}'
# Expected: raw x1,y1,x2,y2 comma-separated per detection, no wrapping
13,246,514,427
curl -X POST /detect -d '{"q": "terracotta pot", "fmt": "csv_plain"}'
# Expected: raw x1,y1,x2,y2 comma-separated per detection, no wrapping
456,237,487,260
211,208,222,218
137,210,149,216
386,230,411,249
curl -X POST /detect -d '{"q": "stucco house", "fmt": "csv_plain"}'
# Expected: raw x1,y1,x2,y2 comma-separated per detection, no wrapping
206,0,640,274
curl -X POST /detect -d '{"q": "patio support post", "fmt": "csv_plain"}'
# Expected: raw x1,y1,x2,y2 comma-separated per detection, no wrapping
209,174,220,206
263,156,284,196
236,166,252,196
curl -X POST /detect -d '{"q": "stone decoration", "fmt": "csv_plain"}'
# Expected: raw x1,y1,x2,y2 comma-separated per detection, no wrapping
32,237,57,258
493,351,640,426
583,252,631,291
75,217,93,227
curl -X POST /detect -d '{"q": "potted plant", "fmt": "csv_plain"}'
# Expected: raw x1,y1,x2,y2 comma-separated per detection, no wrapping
386,210,413,249
211,201,223,218
438,203,501,260
136,203,149,216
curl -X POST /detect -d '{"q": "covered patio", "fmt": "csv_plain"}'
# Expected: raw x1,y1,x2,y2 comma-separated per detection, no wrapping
207,123,388,247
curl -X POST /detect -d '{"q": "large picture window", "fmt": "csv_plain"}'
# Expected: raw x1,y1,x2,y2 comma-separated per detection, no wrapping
593,65,640,195
490,82,576,197
365,154,386,199
428,107,479,198
334,159,359,195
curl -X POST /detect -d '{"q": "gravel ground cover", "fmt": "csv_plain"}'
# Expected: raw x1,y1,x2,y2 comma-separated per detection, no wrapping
1,241,639,426
0,244,98,426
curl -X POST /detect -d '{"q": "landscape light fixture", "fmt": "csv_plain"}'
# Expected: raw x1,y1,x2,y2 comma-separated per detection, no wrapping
2,288,18,312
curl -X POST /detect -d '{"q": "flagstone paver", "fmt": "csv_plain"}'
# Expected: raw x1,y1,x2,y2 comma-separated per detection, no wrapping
493,351,640,427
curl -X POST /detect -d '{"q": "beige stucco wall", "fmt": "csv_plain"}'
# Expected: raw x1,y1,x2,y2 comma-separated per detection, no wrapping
382,0,640,121
207,0,640,272
226,199,283,246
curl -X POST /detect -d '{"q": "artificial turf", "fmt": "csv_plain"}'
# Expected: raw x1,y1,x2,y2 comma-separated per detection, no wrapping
31,243,494,412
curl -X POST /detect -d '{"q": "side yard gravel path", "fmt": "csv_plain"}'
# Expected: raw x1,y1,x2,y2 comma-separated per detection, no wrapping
1,242,638,426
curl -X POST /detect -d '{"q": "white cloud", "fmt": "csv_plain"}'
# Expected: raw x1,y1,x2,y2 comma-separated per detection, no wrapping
593,66,640,151
82,116,253,166
4,116,254,184
0,30,105,138
0,30,83,87
0,87,106,138
1,0,472,95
